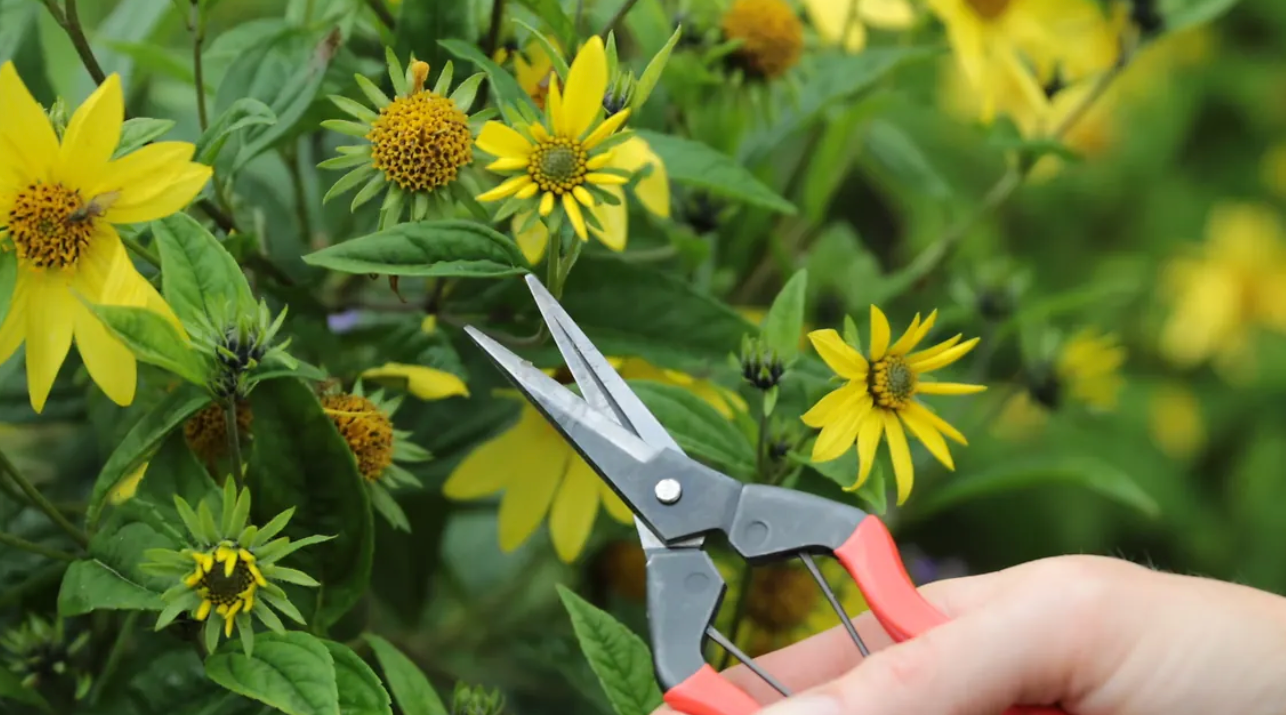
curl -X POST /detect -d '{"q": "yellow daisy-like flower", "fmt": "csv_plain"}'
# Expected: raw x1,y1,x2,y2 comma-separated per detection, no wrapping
443,357,744,563
475,36,639,247
721,0,805,80
992,327,1126,440
510,37,560,111
321,52,485,224
0,63,211,412
1158,201,1286,381
802,307,985,504
804,0,916,54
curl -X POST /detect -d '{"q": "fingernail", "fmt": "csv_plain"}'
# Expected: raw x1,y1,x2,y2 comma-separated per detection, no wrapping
760,694,843,715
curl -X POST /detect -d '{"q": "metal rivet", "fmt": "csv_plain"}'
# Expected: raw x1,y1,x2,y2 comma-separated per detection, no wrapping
655,478,682,505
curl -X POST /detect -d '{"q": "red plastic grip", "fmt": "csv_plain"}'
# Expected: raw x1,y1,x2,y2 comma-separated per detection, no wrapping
833,517,1068,715
664,664,760,715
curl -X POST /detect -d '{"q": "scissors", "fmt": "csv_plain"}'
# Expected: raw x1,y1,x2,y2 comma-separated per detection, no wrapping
465,275,1066,715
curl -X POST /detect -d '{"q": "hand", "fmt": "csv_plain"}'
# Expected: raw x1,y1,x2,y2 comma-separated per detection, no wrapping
654,555,1286,715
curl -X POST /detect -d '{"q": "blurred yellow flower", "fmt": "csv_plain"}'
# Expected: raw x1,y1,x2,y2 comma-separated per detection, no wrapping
1148,382,1205,460
803,0,916,53
510,38,559,110
443,357,744,562
1158,202,1286,381
722,0,805,80
0,63,210,412
993,328,1125,440
359,362,469,400
716,558,868,658
803,307,985,504
1261,142,1286,199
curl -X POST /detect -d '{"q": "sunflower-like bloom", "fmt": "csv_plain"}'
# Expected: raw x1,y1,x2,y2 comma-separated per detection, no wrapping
322,379,445,531
721,0,805,80
0,63,211,412
142,480,329,655
443,357,745,563
994,327,1126,440
321,51,485,224
803,307,985,504
803,0,916,54
474,36,638,248
1158,202,1286,381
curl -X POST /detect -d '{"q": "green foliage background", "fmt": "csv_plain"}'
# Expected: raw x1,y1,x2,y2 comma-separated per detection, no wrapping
2,0,1285,713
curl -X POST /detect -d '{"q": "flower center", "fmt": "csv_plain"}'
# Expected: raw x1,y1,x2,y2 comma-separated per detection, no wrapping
322,393,394,482
746,565,819,632
869,355,917,410
720,0,804,80
529,140,588,194
184,401,253,465
7,182,97,270
964,0,1012,20
196,551,256,608
367,92,474,193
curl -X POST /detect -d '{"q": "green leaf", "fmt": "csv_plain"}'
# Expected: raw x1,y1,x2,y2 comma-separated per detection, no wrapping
205,631,340,715
795,449,887,515
761,269,807,363
439,39,541,125
1159,0,1241,33
87,304,209,386
513,0,576,50
0,665,50,712
628,381,755,478
363,634,448,715
196,97,277,165
302,220,529,278
907,455,1161,522
631,26,683,112
247,379,374,629
0,249,18,330
58,519,181,616
87,383,213,528
152,212,256,327
114,117,176,158
633,130,795,215
324,640,393,715
556,585,664,715
394,0,473,78
861,118,950,200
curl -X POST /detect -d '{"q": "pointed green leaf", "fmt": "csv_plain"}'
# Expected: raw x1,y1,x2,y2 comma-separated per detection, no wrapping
205,631,340,715
325,640,393,715
152,212,257,328
114,117,176,159
627,381,754,479
631,26,683,111
195,97,276,164
370,484,410,532
86,304,209,386
302,220,528,279
762,268,808,363
556,585,664,715
364,633,449,715
329,94,379,122
633,130,795,215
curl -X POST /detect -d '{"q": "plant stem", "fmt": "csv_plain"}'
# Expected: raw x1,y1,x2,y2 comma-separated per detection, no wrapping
486,0,506,57
364,0,396,31
224,399,244,486
574,0,585,33
718,563,753,670
89,612,137,706
121,234,161,268
619,244,679,263
0,531,77,562
285,144,314,244
190,1,209,132
54,0,108,84
602,0,642,35
0,450,89,549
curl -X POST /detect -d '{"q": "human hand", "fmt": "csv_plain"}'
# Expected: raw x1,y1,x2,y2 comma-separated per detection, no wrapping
653,555,1286,715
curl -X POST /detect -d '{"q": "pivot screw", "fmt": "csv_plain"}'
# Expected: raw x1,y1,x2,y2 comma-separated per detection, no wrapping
655,478,682,505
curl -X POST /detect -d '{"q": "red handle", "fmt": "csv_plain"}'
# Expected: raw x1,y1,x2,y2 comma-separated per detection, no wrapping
664,664,759,715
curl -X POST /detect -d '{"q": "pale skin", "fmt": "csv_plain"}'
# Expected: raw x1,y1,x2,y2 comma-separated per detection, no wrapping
653,555,1286,715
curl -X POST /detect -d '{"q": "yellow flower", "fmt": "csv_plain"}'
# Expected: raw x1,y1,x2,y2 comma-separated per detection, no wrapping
1158,202,1286,380
1148,382,1205,460
511,38,559,110
804,0,916,53
721,0,805,80
803,307,985,504
992,327,1126,440
0,63,211,412
443,357,744,562
360,362,470,400
927,0,1115,124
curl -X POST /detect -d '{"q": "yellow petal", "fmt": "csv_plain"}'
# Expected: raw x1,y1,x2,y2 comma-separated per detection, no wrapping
224,549,238,577
443,412,532,500
572,185,594,206
548,455,601,563
600,481,634,523
801,382,864,428
476,121,534,159
587,187,627,251
882,411,914,505
224,603,240,636
868,305,891,360
477,174,533,202
512,212,550,264
497,443,566,552
887,312,923,356
360,362,470,400
24,273,74,414
196,600,212,621
811,392,872,463
106,164,212,225
584,172,628,185
582,108,632,149
862,0,917,28
902,309,939,354
59,74,124,188
560,35,608,139
563,192,587,240
915,381,986,395
850,410,884,491
487,156,531,171
803,0,869,52
806,329,868,380
898,408,953,471
547,79,565,135
609,137,669,218
909,337,981,372
0,62,59,183
903,401,967,445
516,182,540,200
92,142,190,209
907,333,962,364
539,191,556,216
71,295,137,407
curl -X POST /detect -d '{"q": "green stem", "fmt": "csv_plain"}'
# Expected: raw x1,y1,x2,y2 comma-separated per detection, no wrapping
486,0,506,57
619,244,679,263
602,0,642,35
224,399,244,486
0,531,77,562
364,0,396,31
285,144,314,244
121,234,161,268
190,1,209,132
89,612,138,706
55,0,109,84
0,450,88,549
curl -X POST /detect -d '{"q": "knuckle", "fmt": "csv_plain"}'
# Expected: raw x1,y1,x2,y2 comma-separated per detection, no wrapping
867,635,940,693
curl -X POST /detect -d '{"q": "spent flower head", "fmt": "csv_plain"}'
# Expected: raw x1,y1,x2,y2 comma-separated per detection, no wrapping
141,479,332,656
720,0,805,81
1,614,92,700
321,49,488,227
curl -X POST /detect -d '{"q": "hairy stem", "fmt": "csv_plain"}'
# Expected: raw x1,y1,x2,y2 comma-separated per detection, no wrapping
0,451,88,548
55,0,108,84
0,531,77,562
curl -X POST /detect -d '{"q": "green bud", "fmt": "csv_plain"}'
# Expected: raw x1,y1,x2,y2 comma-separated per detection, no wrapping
451,682,506,715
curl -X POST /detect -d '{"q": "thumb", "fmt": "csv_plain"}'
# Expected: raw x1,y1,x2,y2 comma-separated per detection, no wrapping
755,576,1107,715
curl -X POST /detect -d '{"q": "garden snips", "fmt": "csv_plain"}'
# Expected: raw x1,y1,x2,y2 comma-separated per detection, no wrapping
464,275,1067,715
